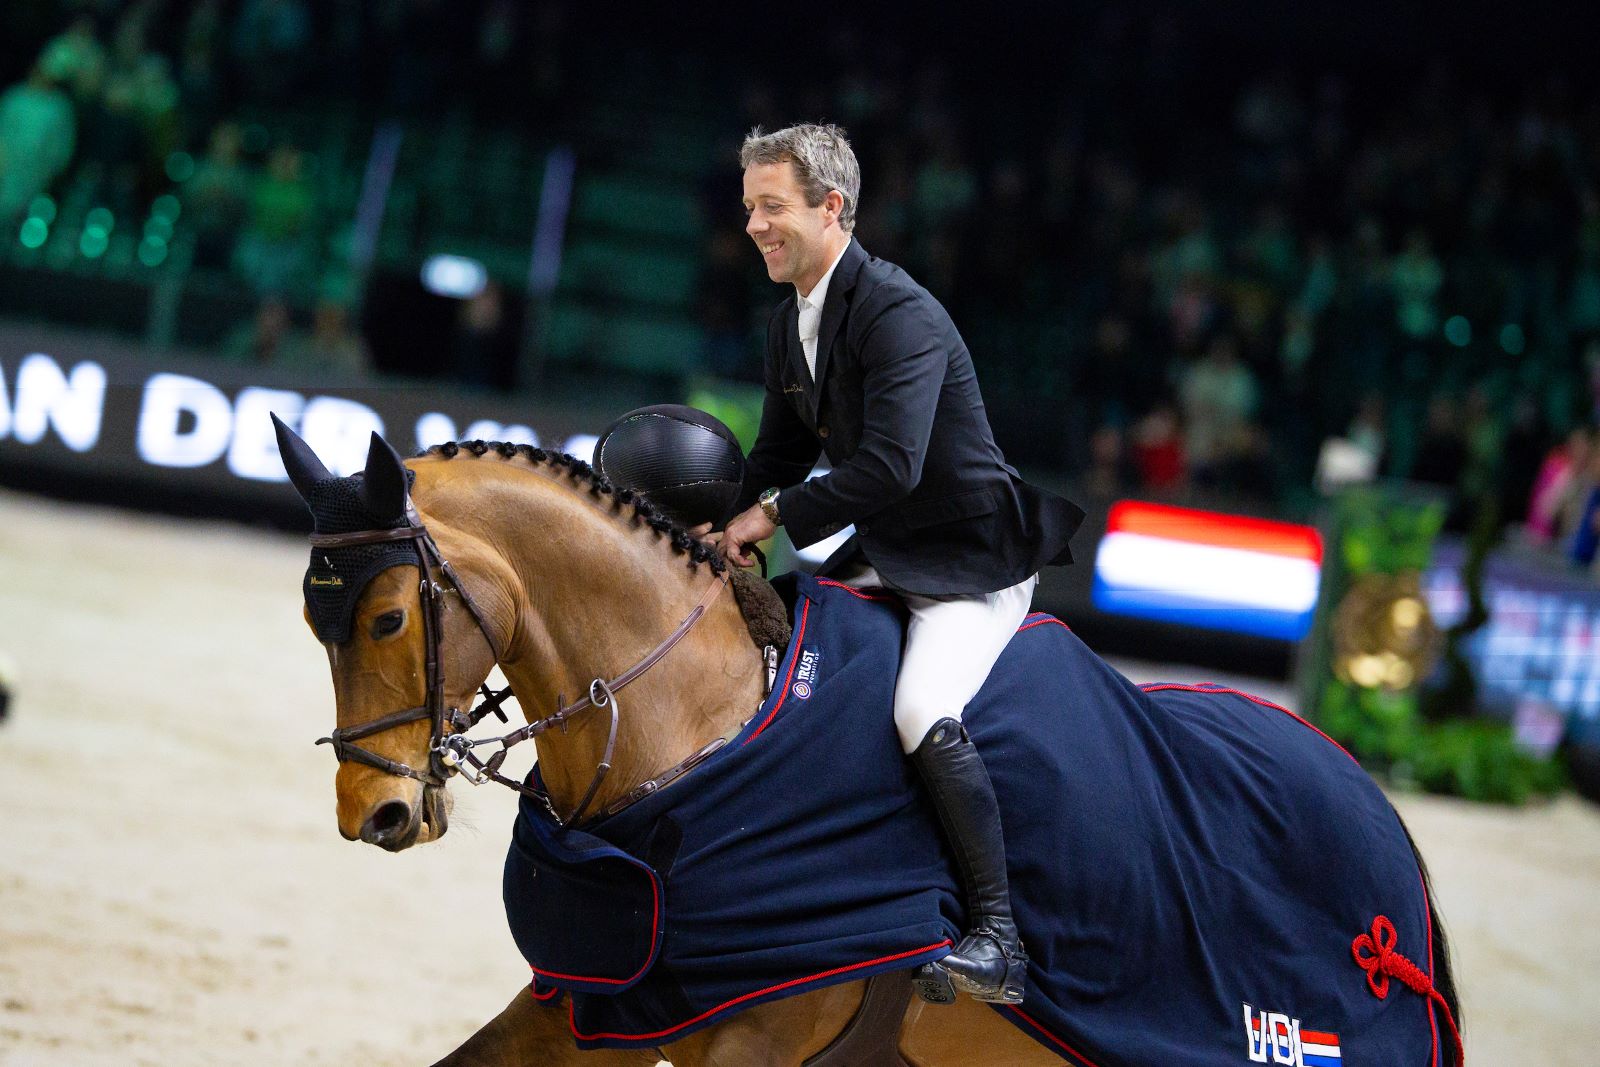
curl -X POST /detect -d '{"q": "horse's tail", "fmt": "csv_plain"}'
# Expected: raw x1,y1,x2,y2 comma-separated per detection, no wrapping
1396,810,1465,1065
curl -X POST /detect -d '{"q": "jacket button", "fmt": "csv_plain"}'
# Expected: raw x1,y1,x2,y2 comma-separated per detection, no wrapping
857,523,870,535
818,426,830,438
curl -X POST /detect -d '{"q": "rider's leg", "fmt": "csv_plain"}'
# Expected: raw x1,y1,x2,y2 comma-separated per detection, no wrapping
892,575,1037,1004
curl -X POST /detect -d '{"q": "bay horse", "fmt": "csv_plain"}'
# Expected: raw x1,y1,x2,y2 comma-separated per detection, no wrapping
274,422,1463,1067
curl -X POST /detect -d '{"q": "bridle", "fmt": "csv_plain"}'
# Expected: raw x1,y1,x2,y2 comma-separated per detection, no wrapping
310,518,730,829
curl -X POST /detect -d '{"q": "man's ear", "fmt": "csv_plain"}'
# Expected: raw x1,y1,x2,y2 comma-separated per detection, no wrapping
825,189,845,223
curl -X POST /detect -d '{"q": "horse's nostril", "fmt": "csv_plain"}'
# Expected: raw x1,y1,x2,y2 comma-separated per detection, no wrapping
360,800,412,845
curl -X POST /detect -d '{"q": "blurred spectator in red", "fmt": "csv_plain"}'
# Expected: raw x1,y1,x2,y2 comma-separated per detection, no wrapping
1564,443,1600,567
233,143,314,295
0,56,77,221
1527,427,1593,543
1130,402,1185,493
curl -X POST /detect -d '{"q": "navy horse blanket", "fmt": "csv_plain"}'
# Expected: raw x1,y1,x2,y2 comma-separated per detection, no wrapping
504,573,1448,1065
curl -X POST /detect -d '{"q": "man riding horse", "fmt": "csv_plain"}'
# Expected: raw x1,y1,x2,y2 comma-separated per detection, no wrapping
703,123,1085,1006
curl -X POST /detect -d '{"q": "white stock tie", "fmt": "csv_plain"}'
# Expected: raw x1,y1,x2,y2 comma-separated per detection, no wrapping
798,301,821,380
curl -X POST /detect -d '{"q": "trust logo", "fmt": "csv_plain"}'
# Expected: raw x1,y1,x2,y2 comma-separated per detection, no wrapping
792,648,821,699
1243,1003,1341,1065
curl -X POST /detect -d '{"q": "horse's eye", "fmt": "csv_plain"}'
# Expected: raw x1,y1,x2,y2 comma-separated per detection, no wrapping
372,611,405,639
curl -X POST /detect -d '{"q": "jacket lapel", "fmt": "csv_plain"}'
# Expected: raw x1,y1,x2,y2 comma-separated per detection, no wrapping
809,238,865,422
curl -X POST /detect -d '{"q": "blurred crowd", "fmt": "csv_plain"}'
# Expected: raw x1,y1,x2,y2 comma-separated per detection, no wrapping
1,0,570,378
697,12,1600,573
4,4,1600,565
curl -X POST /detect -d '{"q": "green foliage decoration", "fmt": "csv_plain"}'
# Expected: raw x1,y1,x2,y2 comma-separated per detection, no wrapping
1306,485,1565,804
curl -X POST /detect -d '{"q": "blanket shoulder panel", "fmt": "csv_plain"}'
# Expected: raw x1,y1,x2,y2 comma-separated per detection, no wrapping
549,574,962,1049
502,791,669,995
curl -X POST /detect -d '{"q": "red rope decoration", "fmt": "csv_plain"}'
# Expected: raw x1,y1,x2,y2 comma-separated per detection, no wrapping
1351,916,1464,1067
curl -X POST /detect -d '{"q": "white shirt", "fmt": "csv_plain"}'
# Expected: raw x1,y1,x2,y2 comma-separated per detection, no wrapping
795,239,852,381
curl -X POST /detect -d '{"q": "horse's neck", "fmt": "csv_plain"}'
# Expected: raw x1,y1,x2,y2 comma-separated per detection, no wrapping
424,458,765,819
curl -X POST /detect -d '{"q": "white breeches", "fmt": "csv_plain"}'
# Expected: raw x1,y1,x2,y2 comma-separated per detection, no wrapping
840,566,1039,753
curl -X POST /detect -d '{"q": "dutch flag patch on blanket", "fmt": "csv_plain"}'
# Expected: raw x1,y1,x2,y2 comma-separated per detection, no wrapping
1245,1002,1342,1065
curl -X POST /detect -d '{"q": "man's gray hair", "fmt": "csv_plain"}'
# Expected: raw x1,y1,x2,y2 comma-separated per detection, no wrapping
740,124,859,233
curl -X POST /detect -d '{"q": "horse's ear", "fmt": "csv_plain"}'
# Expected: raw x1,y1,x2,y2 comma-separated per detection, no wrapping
272,413,332,501
359,432,410,522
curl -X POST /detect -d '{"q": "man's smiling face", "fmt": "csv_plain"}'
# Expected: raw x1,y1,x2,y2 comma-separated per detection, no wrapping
742,159,839,293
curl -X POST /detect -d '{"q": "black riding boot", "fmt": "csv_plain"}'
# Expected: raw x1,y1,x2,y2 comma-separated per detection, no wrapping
910,717,1027,1005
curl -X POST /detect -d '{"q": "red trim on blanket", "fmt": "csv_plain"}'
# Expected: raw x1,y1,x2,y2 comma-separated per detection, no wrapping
1018,615,1070,633
815,578,893,600
744,596,811,744
528,854,661,988
1005,1007,1106,1067
1137,683,1358,765
529,982,562,1002
1418,867,1444,1067
569,939,954,1044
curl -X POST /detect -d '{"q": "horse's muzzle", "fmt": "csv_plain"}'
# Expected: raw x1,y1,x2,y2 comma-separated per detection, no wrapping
421,783,451,840
360,799,422,851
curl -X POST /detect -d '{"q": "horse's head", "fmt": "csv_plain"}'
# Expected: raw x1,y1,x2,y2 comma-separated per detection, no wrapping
274,417,501,851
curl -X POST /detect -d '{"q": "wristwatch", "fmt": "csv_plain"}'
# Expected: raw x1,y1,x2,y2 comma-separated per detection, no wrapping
758,487,783,526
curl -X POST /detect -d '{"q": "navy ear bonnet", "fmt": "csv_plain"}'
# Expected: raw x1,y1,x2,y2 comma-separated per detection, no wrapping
594,404,746,530
299,469,419,644
272,415,422,644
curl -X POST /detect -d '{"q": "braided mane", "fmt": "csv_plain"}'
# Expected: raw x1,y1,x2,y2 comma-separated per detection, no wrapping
418,440,727,575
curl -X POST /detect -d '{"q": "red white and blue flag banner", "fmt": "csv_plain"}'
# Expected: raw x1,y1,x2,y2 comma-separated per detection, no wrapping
1093,501,1323,641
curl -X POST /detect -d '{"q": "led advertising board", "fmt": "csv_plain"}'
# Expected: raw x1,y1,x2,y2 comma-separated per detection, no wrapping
1424,540,1600,745
0,324,606,520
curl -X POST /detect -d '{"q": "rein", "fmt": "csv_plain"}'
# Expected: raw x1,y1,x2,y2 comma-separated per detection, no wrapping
311,518,730,829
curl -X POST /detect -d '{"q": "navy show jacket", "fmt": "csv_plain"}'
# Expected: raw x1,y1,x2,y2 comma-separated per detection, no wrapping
738,238,1084,596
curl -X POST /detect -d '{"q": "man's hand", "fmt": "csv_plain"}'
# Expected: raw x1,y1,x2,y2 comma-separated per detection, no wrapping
716,504,777,568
